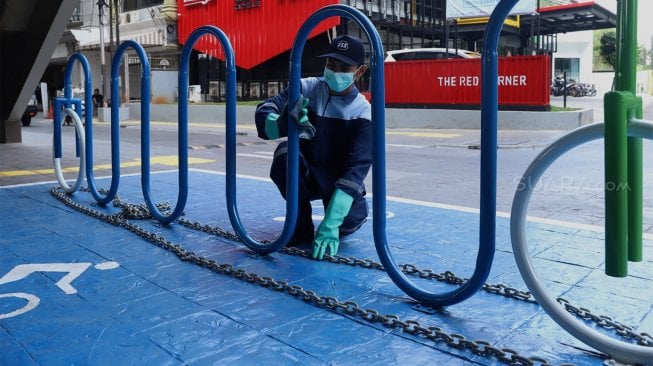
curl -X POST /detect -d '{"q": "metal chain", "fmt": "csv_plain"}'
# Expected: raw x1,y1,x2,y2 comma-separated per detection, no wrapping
176,218,653,349
51,187,554,365
557,298,653,347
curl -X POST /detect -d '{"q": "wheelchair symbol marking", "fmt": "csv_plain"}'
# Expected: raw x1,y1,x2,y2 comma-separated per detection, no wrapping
0,293,40,320
0,261,120,319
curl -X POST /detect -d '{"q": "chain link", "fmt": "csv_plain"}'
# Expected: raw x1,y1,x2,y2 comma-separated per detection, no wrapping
176,215,653,348
51,187,652,363
557,298,653,346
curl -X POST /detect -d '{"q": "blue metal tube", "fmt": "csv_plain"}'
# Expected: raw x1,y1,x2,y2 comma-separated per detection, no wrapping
181,25,293,254
56,54,93,172
180,25,294,254
233,5,383,254
53,98,63,158
372,0,517,307
93,40,149,208
111,41,180,225
73,100,82,157
59,54,105,203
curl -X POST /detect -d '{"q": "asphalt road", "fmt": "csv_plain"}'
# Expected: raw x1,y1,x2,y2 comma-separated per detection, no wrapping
3,98,653,235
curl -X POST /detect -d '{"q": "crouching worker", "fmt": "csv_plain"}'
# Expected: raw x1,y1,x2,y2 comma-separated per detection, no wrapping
254,35,372,260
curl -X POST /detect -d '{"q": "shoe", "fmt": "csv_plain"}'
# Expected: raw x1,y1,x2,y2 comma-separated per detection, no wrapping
287,225,314,247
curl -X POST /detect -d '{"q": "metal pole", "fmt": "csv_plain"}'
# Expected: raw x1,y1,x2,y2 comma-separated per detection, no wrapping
454,19,458,55
604,0,642,277
563,71,567,108
98,0,108,106
536,0,541,53
620,0,643,263
108,0,114,106
114,0,126,104
444,19,449,58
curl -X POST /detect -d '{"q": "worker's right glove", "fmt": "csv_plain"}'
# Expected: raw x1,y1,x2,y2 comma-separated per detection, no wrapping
264,112,280,140
289,95,315,140
312,188,354,260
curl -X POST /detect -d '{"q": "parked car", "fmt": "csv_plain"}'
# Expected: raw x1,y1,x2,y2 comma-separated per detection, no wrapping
21,95,38,126
385,48,481,62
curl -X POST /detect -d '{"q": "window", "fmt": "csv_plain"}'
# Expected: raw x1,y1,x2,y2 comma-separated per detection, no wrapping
123,0,163,12
554,58,580,81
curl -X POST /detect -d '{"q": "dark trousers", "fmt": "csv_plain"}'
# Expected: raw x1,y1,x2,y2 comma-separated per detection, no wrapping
269,142,368,235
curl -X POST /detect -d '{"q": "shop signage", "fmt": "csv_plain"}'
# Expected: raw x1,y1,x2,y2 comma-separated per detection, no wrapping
383,55,551,108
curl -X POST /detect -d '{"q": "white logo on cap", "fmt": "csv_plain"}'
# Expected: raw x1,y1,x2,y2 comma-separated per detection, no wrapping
337,40,349,50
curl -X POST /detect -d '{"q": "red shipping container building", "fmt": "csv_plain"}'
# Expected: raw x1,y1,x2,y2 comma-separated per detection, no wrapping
382,55,551,109
174,1,612,109
177,0,339,70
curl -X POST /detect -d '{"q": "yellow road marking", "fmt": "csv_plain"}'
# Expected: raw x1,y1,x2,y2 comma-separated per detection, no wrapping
0,156,215,177
386,131,461,138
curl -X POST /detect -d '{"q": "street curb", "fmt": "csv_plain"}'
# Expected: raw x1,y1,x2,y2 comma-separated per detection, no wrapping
128,103,593,131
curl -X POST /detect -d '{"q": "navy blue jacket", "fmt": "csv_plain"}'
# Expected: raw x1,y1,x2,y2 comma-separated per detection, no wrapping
255,77,372,200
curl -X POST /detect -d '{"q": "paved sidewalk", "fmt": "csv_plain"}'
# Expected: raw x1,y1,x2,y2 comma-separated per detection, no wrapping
2,170,651,365
550,93,653,123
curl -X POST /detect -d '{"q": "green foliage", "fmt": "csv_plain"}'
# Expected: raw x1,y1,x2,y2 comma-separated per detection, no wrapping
599,30,617,69
638,45,648,68
593,29,613,71
593,29,651,71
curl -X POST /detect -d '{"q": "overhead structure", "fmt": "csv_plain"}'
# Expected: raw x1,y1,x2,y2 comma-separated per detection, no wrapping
0,0,78,143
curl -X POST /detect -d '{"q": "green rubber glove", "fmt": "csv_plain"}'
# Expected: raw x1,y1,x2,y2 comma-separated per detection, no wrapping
312,188,354,260
290,96,310,125
265,112,280,140
290,95,315,140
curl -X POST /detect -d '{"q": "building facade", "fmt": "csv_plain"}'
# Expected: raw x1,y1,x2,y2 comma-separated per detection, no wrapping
45,0,618,105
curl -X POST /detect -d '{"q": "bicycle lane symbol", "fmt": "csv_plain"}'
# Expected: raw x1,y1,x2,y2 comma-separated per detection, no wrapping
0,261,120,320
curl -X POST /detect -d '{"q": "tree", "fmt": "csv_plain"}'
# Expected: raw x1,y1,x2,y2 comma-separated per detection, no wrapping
637,44,648,68
599,31,617,70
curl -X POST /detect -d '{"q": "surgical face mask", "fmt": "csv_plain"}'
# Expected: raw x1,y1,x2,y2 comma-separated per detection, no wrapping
323,67,359,93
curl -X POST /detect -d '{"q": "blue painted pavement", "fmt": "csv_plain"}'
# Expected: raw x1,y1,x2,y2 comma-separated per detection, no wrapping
1,170,651,365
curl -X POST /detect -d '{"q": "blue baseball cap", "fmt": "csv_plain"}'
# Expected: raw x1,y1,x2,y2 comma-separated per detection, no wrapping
319,35,366,66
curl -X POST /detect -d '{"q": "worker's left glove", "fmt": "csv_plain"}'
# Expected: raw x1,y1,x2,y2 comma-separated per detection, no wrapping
290,94,315,140
312,188,354,260
264,112,280,140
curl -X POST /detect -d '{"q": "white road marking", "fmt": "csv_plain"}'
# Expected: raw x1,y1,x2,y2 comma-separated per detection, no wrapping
0,293,40,319
237,153,273,160
0,263,92,295
5,168,650,239
386,144,426,149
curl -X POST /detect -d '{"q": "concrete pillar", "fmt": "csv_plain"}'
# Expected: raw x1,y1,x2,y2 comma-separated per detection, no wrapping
0,120,22,143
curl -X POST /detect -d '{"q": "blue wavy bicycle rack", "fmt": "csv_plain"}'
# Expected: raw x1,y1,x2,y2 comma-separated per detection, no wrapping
54,1,517,308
